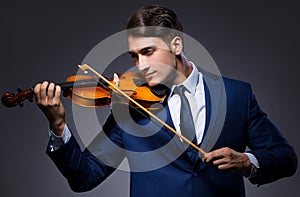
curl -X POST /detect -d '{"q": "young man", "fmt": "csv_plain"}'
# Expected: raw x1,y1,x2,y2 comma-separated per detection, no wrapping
34,5,297,197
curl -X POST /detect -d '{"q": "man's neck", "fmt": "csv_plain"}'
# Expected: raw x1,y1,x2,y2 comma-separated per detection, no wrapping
172,56,193,85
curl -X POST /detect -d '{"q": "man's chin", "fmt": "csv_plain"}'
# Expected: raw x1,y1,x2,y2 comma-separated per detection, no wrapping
147,79,174,88
147,80,161,87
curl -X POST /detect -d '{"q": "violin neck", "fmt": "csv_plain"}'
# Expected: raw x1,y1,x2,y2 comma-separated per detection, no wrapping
1,78,110,108
58,78,110,91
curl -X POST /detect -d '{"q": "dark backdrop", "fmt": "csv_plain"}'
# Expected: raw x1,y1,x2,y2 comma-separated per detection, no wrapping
1,0,299,196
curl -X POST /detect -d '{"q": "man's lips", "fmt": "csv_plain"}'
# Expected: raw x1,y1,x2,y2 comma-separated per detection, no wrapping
145,71,156,79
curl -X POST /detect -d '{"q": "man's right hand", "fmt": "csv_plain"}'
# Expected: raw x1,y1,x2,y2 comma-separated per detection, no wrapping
34,81,66,136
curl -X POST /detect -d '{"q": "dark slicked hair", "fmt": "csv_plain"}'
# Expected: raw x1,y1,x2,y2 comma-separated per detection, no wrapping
126,5,183,44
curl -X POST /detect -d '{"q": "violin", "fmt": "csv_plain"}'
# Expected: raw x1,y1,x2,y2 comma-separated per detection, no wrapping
1,68,167,109
1,64,206,156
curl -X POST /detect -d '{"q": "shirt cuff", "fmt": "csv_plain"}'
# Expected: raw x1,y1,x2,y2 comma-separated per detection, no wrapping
244,152,260,168
48,124,72,151
242,153,260,178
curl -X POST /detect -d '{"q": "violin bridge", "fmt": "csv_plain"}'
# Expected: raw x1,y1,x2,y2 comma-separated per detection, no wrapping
113,73,120,87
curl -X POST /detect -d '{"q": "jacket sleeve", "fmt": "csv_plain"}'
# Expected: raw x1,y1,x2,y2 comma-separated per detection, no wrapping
46,114,125,192
246,85,297,185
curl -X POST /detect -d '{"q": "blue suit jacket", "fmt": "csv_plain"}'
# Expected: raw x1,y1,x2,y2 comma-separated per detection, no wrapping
47,73,297,197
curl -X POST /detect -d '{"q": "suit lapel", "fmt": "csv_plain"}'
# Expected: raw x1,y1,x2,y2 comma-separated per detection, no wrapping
199,72,227,156
159,104,192,152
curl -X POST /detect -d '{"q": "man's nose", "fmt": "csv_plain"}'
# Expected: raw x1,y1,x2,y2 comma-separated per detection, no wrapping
137,55,149,71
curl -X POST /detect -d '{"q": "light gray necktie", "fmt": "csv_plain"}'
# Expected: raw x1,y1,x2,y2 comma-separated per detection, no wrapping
174,85,196,142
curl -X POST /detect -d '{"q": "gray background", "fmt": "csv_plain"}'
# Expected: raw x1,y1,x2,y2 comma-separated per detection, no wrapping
1,0,299,196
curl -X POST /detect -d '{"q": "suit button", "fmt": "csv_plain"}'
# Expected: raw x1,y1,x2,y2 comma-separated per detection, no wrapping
192,172,198,178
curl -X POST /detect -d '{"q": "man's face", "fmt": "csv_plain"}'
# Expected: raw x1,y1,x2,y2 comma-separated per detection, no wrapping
128,36,177,87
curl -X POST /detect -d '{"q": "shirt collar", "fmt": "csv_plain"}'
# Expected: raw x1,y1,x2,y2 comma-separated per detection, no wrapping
182,62,199,94
169,62,200,98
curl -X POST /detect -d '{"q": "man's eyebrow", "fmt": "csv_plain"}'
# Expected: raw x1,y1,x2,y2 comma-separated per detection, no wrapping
128,46,156,54
140,46,155,53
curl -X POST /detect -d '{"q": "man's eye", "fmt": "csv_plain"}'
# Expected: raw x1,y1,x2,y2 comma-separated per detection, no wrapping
144,49,154,55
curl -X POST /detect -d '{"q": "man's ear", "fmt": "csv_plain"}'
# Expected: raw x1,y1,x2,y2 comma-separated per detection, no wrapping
170,36,183,55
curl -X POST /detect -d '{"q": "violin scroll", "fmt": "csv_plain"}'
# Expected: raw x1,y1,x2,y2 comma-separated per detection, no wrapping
1,88,34,108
